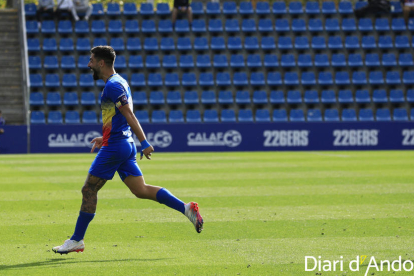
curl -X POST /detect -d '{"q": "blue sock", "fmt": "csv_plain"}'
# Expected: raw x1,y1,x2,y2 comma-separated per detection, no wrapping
156,188,185,214
71,211,95,241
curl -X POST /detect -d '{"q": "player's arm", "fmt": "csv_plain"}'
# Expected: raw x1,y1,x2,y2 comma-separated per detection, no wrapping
118,103,154,160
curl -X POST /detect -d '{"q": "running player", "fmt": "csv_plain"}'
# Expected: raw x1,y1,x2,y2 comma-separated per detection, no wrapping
53,46,203,254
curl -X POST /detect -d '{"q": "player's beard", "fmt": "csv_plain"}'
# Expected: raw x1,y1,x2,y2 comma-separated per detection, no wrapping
92,68,100,80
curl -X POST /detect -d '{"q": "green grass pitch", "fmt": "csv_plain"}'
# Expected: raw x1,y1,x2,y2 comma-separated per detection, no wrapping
1,151,414,275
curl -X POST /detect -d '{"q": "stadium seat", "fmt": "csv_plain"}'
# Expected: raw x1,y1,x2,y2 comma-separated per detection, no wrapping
355,90,371,103
328,36,343,49
107,2,120,15
176,19,190,32
211,36,226,50
411,109,414,120
322,1,336,13
270,91,285,104
182,73,197,86
372,89,388,103
43,38,57,52
359,108,374,121
331,54,346,67
233,72,249,86
325,108,339,121
314,54,329,67
144,38,158,51
79,74,94,87
264,54,278,68
382,53,397,67
30,92,44,105
59,38,74,52
295,36,309,49
133,92,147,105
213,54,228,68
199,73,214,86
378,35,393,49
58,20,72,34
48,111,63,124
145,55,160,68
352,71,367,85
287,90,302,103
196,55,211,68
399,53,413,66
165,73,180,86
225,19,239,32
63,92,78,106
242,19,256,32
395,35,410,48
230,54,244,68
75,38,91,53
290,109,305,122
291,19,306,32
93,37,107,48
45,74,60,88
82,111,98,124
184,91,199,104
221,109,236,122
273,109,287,122
307,109,322,122
228,36,242,50
166,91,182,105
326,19,340,31
30,74,43,88
91,20,105,34
239,1,254,14
80,92,96,106
290,1,303,14
238,109,253,122
304,90,319,103
321,92,336,106
43,55,58,70
362,35,376,49
169,110,184,123
77,55,89,70
256,1,270,14
342,18,357,31
135,111,150,123
149,91,165,105
131,73,146,87
41,20,55,34
336,72,351,85
186,110,202,122
375,18,390,31
192,19,206,33
267,72,282,86
278,36,292,49
342,109,357,121
386,71,401,84
258,19,273,32
108,20,122,33
26,20,38,34
160,37,175,51
358,18,373,31
141,20,156,33
403,71,414,84
223,1,237,14
312,36,326,49
201,91,216,104
218,91,234,104
348,54,363,67
128,55,143,69
345,36,359,49
284,72,299,85
114,55,126,69
162,55,177,68
389,89,405,102
180,54,195,68
152,110,167,123
305,1,319,14
308,19,323,32
91,3,104,16
125,20,139,33
206,2,220,14
247,54,262,68
244,36,259,50
236,91,250,104
298,54,313,68
31,111,46,124
376,108,391,121
369,71,384,84
124,2,138,15
301,72,316,85
408,90,414,102
253,90,268,104
203,109,219,122
28,38,40,52
365,54,380,67
25,3,37,17
65,111,80,124
393,108,408,121
140,3,153,15
61,74,76,88
256,109,271,122
190,2,204,15
318,72,333,85
338,90,353,103
273,1,287,14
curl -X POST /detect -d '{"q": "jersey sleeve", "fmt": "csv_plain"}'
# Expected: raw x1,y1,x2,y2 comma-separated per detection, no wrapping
106,82,129,109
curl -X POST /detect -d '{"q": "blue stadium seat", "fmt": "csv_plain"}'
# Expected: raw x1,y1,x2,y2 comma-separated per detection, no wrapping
325,108,339,121
203,109,219,122
48,111,63,124
135,111,150,123
43,38,57,52
91,20,105,34
41,20,55,34
342,109,357,121
133,92,147,105
182,73,197,86
186,110,201,122
301,72,316,85
408,90,414,102
345,36,359,49
46,92,61,106
228,36,242,50
256,1,270,14
162,55,177,68
247,54,262,68
386,71,401,84
369,71,384,84
278,36,292,49
339,1,352,13
342,18,356,31
359,108,374,121
412,109,414,120
336,72,351,85
328,36,343,49
160,37,174,51
230,54,244,68
223,1,237,14
218,91,233,104
273,109,287,122
131,73,146,87
314,54,329,67
108,20,122,33
256,109,271,122
309,19,323,32
295,36,309,49
305,1,319,14
148,73,163,87
191,2,204,15
362,35,376,49
291,19,306,32
140,3,153,15
30,74,43,87
30,92,44,105
80,92,96,106
65,111,80,124
114,55,126,69
244,36,259,50
290,109,305,122
169,110,184,123
365,53,380,67
211,36,226,50
242,19,256,32
107,2,120,15
43,55,58,70
287,90,302,103
184,91,199,105
290,1,303,14
395,35,410,48
31,111,45,124
214,54,228,68
63,92,78,106
304,90,319,103
270,91,285,104
149,91,165,105
152,110,167,123
77,55,89,69
355,90,371,103
79,74,94,87
199,73,214,86
376,108,391,121
298,54,312,68
307,109,322,122
125,20,139,33
393,108,408,121
93,37,107,48
284,72,299,85
225,19,239,32
312,36,326,49
382,53,397,67
239,1,254,14
221,109,236,122
91,3,104,16
264,54,278,68
234,72,249,86
267,72,283,86
28,38,40,52
321,90,336,103
62,74,77,88
206,2,220,14
45,74,60,88
128,62,144,76
352,71,367,85
348,54,363,67
391,0,403,13
251,73,265,86
143,37,158,51
272,1,287,14
325,19,340,31
176,19,190,32
192,19,206,33
259,19,273,32
409,20,414,30
124,2,138,15
358,18,373,31
253,90,268,104
322,1,336,13
59,38,74,51
236,91,250,104
399,53,414,66
76,38,90,52
141,20,156,33
25,3,37,17
389,89,404,102
196,55,211,68
338,90,353,103
166,91,182,105
318,72,333,85
378,35,393,49
403,71,414,84
145,55,160,68
238,109,253,122
58,20,72,34
82,111,98,124
375,18,390,31
26,20,38,34
331,54,346,67
372,89,388,103
201,90,216,104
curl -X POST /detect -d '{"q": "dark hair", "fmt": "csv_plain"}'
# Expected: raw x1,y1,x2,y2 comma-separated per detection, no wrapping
91,46,116,67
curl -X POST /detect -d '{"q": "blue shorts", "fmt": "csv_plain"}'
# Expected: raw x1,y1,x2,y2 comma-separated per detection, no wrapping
89,140,142,181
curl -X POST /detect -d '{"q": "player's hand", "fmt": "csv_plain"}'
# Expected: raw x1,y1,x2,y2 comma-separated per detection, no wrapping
140,145,154,160
90,136,103,153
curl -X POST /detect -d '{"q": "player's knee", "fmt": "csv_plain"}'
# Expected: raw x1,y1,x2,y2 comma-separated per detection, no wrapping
131,184,149,199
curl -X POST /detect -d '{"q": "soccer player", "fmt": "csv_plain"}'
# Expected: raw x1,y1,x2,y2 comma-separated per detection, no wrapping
53,46,203,254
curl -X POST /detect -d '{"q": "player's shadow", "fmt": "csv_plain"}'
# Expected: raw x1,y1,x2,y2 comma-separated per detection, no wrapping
0,257,171,271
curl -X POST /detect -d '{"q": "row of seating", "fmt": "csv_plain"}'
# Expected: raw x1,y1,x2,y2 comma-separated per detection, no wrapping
24,1,402,17
30,107,414,124
29,70,414,88
27,35,414,53
30,89,414,106
26,17,412,35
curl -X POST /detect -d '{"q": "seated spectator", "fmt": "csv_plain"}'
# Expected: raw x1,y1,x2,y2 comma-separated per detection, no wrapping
56,0,78,21
354,0,391,18
73,0,92,21
36,0,55,28
402,0,414,25
172,0,192,27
